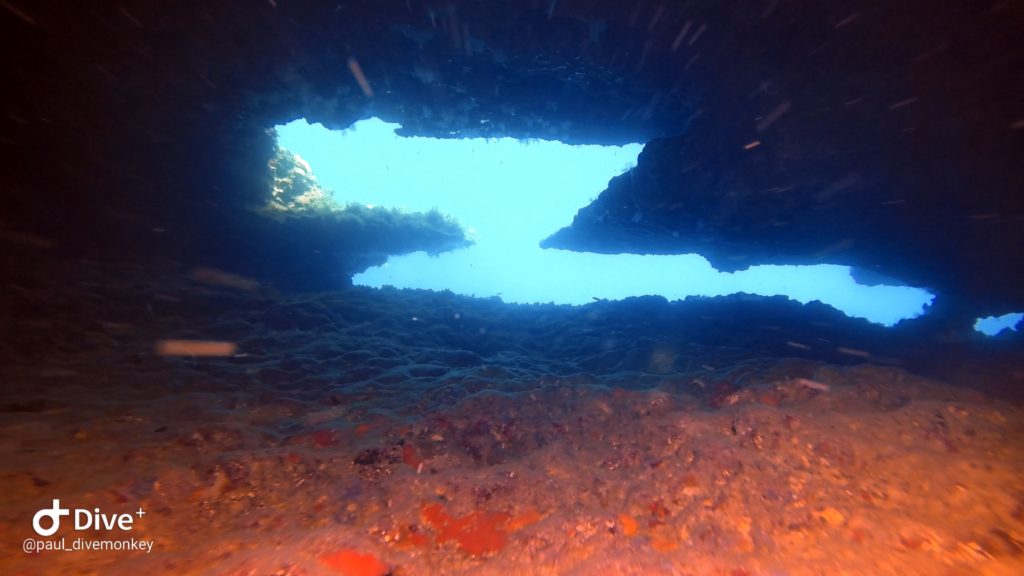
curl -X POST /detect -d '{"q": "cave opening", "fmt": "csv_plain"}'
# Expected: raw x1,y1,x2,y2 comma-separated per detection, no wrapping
273,117,934,326
975,312,1024,337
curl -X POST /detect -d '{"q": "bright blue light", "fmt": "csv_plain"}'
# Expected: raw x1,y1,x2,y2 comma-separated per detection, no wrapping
974,312,1023,336
275,118,934,326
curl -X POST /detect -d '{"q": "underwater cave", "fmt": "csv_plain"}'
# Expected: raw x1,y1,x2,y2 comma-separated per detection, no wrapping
2,1,1023,575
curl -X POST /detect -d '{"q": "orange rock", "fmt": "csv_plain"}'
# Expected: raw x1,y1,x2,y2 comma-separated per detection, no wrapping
507,509,543,531
618,514,639,536
319,549,389,576
421,502,512,556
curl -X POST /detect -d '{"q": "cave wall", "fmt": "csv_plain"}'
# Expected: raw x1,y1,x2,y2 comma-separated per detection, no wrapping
541,0,1024,322
2,0,1022,318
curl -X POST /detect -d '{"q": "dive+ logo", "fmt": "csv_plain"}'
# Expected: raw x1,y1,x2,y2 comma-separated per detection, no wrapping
32,499,142,536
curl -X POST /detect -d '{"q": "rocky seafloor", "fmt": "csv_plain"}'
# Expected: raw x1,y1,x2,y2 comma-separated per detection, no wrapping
1,256,1022,576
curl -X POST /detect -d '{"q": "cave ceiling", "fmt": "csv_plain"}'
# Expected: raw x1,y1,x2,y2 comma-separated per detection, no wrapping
2,0,1022,319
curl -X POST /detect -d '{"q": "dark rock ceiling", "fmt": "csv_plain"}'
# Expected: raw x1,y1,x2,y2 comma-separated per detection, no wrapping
2,0,1022,326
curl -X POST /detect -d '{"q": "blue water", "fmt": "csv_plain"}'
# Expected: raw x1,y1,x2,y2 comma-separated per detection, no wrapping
974,312,1024,336
276,118,935,326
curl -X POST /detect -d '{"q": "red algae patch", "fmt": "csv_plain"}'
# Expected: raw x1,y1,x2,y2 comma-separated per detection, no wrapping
318,549,389,576
421,503,512,556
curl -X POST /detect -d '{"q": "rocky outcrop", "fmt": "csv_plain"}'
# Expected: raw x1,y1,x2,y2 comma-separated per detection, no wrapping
2,1,1021,320
253,144,470,288
267,147,335,213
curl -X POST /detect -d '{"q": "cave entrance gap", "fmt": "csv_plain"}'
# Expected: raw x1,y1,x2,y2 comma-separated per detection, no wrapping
274,117,934,326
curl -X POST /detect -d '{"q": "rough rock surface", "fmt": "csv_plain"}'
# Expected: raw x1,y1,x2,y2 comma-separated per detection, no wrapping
1,257,1022,575
2,1,1022,320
